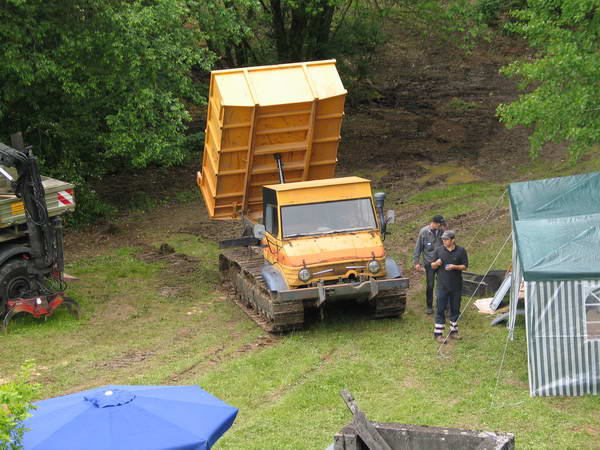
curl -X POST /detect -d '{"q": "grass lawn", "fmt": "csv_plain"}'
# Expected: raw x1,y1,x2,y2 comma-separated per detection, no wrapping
1,157,600,449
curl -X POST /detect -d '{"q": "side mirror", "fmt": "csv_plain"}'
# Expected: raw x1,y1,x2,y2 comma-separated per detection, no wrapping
385,209,395,224
373,192,387,238
253,224,266,239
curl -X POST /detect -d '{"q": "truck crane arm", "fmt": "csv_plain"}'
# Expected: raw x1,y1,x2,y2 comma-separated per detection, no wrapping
0,140,59,275
0,137,77,333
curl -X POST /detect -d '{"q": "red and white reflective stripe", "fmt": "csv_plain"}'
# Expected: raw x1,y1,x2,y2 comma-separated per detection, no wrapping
57,189,74,205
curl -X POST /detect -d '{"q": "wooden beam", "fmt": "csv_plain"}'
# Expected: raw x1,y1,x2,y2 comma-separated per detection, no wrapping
340,389,392,450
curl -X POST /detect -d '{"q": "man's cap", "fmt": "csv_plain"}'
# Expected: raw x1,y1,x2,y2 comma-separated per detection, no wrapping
441,230,455,240
432,215,445,224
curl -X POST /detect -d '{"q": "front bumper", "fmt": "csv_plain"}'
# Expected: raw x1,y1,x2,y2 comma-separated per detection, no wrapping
276,277,409,307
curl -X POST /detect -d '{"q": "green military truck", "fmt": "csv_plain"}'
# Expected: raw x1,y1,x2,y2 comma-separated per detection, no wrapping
0,133,78,332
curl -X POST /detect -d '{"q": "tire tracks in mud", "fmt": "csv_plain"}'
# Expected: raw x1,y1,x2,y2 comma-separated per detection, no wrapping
245,344,347,412
166,332,281,383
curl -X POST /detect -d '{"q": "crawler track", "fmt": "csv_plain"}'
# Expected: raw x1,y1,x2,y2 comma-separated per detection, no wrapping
220,247,304,333
371,288,406,319
220,247,407,332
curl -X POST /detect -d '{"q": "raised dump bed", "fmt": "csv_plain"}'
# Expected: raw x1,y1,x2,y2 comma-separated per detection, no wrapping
197,60,347,220
334,422,515,450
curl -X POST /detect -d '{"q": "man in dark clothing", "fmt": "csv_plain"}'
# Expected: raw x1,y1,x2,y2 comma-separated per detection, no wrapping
431,230,468,343
413,215,445,314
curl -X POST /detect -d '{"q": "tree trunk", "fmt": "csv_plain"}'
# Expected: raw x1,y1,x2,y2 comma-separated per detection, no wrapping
289,6,308,61
269,0,289,61
310,1,336,59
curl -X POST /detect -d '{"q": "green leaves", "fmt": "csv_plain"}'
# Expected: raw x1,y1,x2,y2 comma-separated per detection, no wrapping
497,1,600,158
0,363,39,450
0,0,215,220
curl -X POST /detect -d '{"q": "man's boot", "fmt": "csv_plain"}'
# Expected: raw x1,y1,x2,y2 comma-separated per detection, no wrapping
434,335,446,344
449,321,460,339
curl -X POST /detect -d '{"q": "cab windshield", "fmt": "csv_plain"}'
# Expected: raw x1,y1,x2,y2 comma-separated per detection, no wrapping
281,198,377,238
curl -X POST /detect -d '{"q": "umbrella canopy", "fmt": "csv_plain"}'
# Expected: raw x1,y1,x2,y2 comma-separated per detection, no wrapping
23,385,238,450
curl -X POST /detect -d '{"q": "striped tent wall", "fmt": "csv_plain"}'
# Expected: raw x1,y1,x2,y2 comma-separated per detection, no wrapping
526,280,600,397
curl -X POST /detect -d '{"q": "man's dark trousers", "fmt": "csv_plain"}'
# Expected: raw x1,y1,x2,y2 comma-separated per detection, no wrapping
435,288,461,325
425,264,436,309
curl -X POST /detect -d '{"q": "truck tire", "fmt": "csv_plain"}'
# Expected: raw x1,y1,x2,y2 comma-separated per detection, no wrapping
0,258,33,316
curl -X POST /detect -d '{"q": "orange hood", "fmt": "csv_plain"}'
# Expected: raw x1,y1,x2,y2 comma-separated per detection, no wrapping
278,230,384,267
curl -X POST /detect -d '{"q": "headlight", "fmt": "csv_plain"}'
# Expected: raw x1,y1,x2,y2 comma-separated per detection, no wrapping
298,268,311,282
367,260,381,274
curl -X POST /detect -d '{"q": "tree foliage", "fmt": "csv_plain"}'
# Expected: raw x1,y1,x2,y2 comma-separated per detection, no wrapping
193,0,396,66
0,0,215,221
0,363,39,450
497,1,600,158
261,0,344,62
192,0,260,68
2,0,519,221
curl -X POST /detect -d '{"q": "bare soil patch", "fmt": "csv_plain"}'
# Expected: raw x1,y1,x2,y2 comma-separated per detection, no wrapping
94,350,157,371
168,333,280,383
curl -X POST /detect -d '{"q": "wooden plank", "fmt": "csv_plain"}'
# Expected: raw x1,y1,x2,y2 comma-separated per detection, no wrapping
222,121,252,129
250,161,304,175
219,168,247,176
220,145,249,153
249,177,302,187
253,141,307,156
256,109,311,119
317,112,344,120
255,125,309,136
215,191,244,199
310,159,337,167
313,136,340,144
340,389,392,450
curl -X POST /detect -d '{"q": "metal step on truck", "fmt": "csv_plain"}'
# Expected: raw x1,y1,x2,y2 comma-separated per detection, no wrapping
0,133,78,332
197,60,408,332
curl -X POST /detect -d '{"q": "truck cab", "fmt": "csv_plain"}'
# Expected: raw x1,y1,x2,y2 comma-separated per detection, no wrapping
260,177,396,290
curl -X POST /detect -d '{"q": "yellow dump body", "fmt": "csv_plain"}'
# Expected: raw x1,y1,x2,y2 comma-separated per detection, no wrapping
197,60,347,219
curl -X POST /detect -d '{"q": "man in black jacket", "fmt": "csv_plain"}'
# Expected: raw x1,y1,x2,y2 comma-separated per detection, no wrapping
431,230,468,343
413,215,445,314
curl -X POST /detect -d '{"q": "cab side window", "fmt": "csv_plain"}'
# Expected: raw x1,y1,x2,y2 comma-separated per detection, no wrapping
265,203,279,237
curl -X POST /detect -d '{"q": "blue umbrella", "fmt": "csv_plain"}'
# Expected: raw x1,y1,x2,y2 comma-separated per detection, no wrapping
23,385,238,450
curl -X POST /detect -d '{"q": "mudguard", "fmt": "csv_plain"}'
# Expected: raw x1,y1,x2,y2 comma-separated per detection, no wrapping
0,244,30,266
385,258,402,278
261,263,289,292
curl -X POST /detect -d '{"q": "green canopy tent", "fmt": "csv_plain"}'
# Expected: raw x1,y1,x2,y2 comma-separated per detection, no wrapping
509,172,600,397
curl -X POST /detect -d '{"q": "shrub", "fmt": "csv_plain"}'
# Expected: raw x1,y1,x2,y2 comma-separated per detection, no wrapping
0,363,39,450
